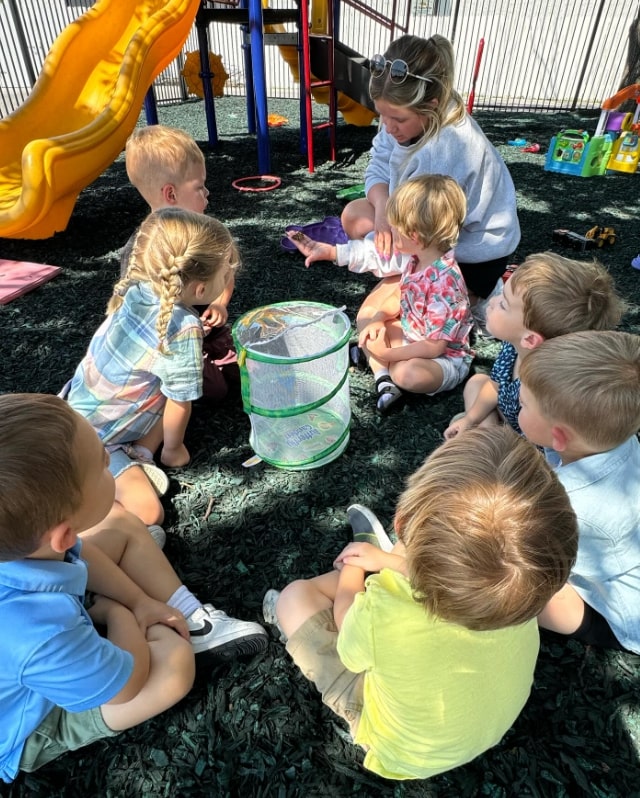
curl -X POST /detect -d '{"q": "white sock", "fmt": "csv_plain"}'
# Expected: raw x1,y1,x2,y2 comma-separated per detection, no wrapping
374,368,396,392
166,585,201,620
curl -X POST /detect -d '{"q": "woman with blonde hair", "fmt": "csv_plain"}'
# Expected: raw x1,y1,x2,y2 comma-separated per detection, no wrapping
341,34,520,317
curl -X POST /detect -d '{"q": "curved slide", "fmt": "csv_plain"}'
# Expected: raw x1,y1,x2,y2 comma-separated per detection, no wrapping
0,0,200,240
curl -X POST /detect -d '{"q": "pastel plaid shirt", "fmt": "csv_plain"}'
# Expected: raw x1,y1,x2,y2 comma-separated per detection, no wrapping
68,282,203,444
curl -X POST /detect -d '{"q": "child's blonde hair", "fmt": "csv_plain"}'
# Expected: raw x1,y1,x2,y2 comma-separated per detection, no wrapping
369,34,466,144
108,208,239,351
519,330,640,449
125,125,205,205
509,252,626,339
386,174,466,251
0,395,83,560
395,426,577,631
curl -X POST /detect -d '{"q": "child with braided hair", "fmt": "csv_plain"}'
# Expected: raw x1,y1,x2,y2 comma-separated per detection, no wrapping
67,207,238,529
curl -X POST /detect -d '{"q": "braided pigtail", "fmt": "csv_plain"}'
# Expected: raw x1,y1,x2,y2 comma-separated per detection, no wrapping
106,224,148,315
156,255,186,353
129,207,240,353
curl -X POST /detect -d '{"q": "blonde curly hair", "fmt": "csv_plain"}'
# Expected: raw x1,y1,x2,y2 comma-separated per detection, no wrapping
108,208,239,352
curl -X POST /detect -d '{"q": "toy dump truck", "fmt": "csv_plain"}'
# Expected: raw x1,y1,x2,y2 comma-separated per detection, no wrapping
585,225,616,247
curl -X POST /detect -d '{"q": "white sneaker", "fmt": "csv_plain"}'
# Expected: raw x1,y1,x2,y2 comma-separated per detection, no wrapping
140,463,169,497
187,604,268,659
347,504,394,552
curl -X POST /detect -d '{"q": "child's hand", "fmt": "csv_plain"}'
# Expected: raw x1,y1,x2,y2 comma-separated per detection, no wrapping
361,324,390,360
334,541,399,574
201,303,228,330
285,231,336,267
373,219,393,260
358,320,386,348
131,596,190,640
444,414,475,440
161,442,190,468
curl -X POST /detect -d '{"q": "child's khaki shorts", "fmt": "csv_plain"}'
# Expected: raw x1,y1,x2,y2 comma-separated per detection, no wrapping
19,705,120,773
286,607,363,736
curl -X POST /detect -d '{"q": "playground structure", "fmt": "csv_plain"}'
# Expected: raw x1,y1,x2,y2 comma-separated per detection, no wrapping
0,0,201,240
545,84,640,178
0,0,374,239
193,0,375,175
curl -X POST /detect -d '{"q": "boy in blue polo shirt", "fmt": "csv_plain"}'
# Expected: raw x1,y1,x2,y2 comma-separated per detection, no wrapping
0,393,265,782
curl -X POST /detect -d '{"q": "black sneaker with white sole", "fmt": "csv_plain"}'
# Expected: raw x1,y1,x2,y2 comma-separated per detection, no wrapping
187,604,268,660
347,504,394,552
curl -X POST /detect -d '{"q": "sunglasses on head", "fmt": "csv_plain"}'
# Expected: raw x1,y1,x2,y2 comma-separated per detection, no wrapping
369,54,432,85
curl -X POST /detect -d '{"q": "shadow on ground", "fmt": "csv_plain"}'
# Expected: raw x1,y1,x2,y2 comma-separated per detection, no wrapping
1,98,639,797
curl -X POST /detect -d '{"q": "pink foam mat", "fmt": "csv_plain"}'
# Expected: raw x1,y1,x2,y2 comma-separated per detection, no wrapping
0,259,62,305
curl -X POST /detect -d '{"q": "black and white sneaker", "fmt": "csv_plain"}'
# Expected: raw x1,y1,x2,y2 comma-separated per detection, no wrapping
187,604,268,659
347,504,394,552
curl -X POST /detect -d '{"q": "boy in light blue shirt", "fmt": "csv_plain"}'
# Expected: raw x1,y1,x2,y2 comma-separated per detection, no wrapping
518,330,640,654
0,393,266,782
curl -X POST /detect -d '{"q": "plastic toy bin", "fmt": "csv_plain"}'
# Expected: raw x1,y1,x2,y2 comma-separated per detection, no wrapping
232,302,351,470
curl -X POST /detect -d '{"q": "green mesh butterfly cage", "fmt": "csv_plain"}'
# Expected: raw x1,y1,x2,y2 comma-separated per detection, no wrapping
232,302,351,470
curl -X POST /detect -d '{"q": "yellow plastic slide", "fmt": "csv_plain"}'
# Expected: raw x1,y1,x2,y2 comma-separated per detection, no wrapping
0,0,200,240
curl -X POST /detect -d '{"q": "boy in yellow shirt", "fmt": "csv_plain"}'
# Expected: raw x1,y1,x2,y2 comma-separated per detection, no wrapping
263,427,578,780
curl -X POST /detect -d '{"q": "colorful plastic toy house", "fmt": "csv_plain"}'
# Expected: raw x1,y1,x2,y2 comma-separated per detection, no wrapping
605,84,640,175
545,83,640,177
544,129,613,177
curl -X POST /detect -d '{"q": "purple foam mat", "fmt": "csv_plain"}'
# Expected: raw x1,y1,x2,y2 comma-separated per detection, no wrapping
280,216,348,251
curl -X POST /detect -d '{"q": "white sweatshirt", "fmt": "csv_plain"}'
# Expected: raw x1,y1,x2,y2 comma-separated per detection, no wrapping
364,113,521,264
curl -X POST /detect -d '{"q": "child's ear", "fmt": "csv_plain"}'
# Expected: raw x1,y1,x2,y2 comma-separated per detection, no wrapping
550,424,570,452
521,330,545,350
160,183,177,205
48,522,77,554
192,281,209,300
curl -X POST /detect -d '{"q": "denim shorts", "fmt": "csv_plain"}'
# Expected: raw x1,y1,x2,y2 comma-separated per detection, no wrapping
106,443,154,480
19,705,120,773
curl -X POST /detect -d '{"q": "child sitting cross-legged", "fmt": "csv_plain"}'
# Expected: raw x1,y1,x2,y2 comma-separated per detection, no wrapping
444,252,626,439
262,426,577,781
286,174,473,414
518,330,640,654
0,394,267,784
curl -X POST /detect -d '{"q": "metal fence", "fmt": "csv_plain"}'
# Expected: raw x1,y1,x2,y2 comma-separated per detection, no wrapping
1,0,638,119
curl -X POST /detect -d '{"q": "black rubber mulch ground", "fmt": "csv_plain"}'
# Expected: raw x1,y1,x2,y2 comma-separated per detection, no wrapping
1,97,639,797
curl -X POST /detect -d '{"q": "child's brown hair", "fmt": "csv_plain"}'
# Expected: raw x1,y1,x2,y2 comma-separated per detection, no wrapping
519,329,640,450
395,426,577,631
0,394,83,560
509,252,626,339
109,208,239,352
386,174,466,251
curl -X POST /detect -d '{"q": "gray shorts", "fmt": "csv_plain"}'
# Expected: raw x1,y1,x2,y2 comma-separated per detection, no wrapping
286,608,363,735
427,355,471,395
19,705,120,773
